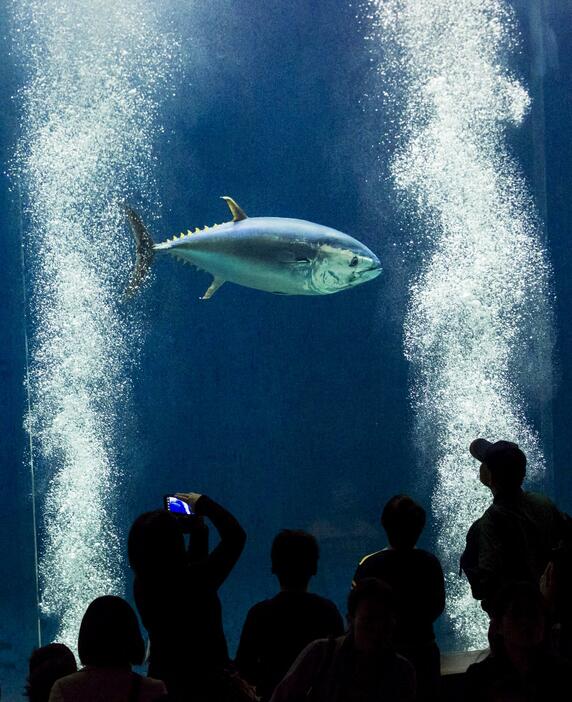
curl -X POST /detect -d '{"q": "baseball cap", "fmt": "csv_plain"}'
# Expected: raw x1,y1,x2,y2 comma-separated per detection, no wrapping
469,438,527,482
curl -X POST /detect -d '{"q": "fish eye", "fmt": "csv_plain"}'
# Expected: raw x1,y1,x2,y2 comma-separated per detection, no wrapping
349,256,359,267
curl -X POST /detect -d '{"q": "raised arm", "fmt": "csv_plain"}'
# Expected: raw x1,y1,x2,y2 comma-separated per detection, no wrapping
177,493,246,590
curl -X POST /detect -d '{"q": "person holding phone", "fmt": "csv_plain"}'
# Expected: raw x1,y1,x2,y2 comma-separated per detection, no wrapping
128,492,246,702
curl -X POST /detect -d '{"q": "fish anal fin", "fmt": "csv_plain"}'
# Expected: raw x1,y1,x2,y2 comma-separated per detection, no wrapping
200,277,225,300
221,196,247,222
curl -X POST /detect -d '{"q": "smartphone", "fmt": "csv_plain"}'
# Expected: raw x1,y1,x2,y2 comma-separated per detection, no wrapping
164,495,195,517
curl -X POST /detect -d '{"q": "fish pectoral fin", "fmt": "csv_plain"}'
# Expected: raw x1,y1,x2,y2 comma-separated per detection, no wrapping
200,277,226,300
221,196,247,222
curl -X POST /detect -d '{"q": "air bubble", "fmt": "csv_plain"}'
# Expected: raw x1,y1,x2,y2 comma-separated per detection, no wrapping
369,0,554,648
12,0,180,648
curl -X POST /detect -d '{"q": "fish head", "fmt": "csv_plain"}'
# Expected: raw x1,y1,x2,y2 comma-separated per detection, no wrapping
311,238,382,294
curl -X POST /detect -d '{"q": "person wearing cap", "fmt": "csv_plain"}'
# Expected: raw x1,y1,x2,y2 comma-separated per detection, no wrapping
462,439,566,614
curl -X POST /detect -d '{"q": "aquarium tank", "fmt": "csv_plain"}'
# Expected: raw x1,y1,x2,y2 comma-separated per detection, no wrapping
1,0,571,698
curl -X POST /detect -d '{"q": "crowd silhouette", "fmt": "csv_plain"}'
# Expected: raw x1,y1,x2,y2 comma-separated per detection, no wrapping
22,439,572,702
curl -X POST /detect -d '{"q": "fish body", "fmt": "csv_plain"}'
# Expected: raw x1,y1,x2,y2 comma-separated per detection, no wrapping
126,197,381,299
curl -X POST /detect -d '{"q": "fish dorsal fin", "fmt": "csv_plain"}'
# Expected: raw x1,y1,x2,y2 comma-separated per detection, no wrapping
221,196,247,222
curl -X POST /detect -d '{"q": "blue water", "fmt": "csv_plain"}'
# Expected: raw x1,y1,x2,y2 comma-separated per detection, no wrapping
1,0,571,699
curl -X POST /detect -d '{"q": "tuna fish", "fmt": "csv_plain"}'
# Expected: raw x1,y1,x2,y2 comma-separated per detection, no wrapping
125,197,382,299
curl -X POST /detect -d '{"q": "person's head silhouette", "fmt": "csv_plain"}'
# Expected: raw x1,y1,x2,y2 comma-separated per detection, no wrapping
347,578,397,653
128,509,186,577
271,529,319,591
381,495,426,550
470,439,526,495
26,643,77,702
78,595,145,668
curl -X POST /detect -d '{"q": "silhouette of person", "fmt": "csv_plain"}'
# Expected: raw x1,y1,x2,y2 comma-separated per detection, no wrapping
353,495,445,701
26,643,77,702
235,529,344,700
540,541,572,661
270,578,415,702
128,492,246,702
48,595,166,702
464,581,571,701
461,439,566,614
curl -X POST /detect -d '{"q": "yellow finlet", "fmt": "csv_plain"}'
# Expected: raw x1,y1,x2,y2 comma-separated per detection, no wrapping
221,196,247,222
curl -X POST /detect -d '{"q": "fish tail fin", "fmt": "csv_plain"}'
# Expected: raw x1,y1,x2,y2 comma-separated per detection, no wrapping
125,206,155,296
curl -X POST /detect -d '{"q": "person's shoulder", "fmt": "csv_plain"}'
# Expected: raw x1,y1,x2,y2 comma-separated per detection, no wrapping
47,669,97,699
480,501,513,530
521,492,566,523
523,491,559,509
466,654,498,678
142,675,168,694
411,548,444,569
305,592,339,609
49,670,88,689
305,593,343,620
250,592,324,619
481,502,496,519
354,550,389,579
463,654,501,698
253,596,274,609
305,636,334,648
296,636,335,662
357,549,386,568
523,490,550,501
52,667,96,687
47,676,67,702
411,547,439,561
394,651,415,671
244,598,274,620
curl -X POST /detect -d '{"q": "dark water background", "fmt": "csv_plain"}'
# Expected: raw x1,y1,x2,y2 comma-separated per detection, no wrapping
1,0,571,699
